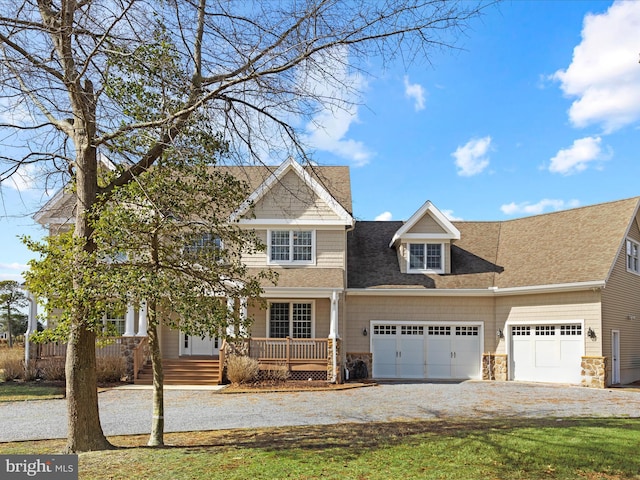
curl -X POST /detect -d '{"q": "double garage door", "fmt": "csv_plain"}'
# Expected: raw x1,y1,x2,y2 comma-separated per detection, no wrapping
372,323,482,380
510,323,583,384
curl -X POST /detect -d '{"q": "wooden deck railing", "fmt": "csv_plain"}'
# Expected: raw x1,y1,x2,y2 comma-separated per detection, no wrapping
132,337,149,381
248,337,328,371
38,337,125,359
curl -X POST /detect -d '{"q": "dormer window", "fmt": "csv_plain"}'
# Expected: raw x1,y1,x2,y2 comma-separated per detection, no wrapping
269,230,315,264
408,242,444,273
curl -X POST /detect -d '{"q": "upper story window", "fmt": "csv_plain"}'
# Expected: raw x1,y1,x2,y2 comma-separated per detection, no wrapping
627,239,640,274
104,306,125,336
408,242,443,273
185,233,222,257
269,230,314,264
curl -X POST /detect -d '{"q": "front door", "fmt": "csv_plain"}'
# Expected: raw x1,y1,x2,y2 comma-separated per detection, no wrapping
611,330,620,384
181,333,220,356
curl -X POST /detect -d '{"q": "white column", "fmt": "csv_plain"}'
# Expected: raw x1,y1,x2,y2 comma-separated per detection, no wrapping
239,297,248,336
329,291,339,339
124,303,136,336
136,301,148,336
226,297,236,337
25,292,38,363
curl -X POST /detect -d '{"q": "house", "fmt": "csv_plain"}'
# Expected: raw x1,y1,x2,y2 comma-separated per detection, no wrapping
32,158,640,388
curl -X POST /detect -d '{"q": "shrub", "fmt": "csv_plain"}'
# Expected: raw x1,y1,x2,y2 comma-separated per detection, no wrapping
226,355,259,384
0,347,25,381
39,358,66,381
262,364,290,382
96,356,125,384
23,360,39,381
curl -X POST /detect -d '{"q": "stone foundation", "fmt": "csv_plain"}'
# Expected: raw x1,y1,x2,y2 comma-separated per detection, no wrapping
345,352,372,381
581,356,607,388
482,353,508,381
327,338,343,383
121,337,146,383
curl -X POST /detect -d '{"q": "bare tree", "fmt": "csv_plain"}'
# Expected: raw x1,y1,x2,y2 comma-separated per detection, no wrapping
0,0,492,452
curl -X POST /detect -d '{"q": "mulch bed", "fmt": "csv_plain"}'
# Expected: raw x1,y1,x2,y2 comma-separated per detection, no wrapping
221,379,375,393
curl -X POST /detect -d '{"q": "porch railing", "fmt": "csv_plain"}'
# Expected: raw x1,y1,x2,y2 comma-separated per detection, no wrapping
248,337,328,371
37,337,125,359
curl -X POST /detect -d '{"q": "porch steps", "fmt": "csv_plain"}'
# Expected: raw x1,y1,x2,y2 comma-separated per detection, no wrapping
135,358,221,386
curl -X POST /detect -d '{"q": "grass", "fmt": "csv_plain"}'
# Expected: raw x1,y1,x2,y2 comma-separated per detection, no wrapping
2,418,639,479
0,381,65,401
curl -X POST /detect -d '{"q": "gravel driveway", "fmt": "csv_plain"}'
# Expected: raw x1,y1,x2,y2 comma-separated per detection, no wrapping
2,381,640,442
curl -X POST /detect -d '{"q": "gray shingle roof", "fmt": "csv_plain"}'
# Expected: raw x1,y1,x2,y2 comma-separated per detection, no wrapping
347,197,640,290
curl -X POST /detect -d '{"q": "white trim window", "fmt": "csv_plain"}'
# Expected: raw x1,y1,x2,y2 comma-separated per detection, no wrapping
268,230,315,264
185,232,222,257
104,306,126,336
408,242,444,273
268,301,314,338
627,239,640,274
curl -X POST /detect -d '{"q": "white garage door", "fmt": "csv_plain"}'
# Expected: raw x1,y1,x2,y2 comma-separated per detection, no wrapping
510,324,583,384
372,323,481,380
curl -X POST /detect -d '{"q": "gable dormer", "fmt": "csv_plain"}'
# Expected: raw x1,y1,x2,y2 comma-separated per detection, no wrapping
389,201,460,275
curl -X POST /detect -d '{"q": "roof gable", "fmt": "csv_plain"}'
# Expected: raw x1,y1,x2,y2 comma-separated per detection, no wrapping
389,201,460,247
230,157,354,226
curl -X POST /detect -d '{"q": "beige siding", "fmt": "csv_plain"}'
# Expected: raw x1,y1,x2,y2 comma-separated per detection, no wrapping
251,170,341,221
160,323,180,359
242,229,346,269
495,290,602,357
344,295,495,353
601,215,640,384
407,214,447,234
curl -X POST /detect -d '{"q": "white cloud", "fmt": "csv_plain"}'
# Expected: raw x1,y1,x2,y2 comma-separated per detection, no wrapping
552,1,640,132
302,47,373,167
0,263,28,283
452,136,492,177
374,211,393,221
441,209,463,221
403,76,426,111
5,163,38,191
500,199,580,216
548,136,609,175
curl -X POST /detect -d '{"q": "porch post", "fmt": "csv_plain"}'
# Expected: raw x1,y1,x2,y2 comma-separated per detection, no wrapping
124,303,136,336
329,290,339,383
25,292,38,363
136,301,148,337
226,297,236,337
239,297,248,335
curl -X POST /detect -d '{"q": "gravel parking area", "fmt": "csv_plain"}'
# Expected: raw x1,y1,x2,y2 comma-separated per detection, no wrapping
1,381,640,442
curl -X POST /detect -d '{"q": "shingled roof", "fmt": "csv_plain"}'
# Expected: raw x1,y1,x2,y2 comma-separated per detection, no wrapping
347,197,640,290
34,162,352,226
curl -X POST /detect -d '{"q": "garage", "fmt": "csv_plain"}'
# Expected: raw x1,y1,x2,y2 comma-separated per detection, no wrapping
509,323,583,384
371,322,482,380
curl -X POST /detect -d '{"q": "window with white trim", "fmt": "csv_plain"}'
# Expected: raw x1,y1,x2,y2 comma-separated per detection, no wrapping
269,230,314,264
268,302,313,338
104,306,125,336
408,243,443,273
185,232,222,257
627,239,640,274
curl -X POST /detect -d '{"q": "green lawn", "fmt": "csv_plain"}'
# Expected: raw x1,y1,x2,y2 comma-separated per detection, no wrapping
0,381,65,401
2,418,639,479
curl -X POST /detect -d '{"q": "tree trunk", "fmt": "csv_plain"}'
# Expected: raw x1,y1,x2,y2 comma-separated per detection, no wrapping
147,312,164,447
7,305,12,348
65,117,112,452
65,321,112,452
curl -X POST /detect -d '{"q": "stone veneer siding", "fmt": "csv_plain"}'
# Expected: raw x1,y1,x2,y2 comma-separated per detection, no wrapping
482,353,508,381
345,352,372,380
121,337,148,383
327,338,343,383
581,356,608,388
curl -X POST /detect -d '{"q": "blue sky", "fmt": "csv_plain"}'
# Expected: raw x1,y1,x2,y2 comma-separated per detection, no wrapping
1,0,639,282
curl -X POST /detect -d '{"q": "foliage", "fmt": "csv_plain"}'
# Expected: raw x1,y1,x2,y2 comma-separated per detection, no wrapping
226,355,260,384
0,280,28,347
261,364,290,382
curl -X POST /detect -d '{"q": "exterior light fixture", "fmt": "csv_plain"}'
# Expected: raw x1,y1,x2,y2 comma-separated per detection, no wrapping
497,328,504,339
587,327,597,339
362,328,368,336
